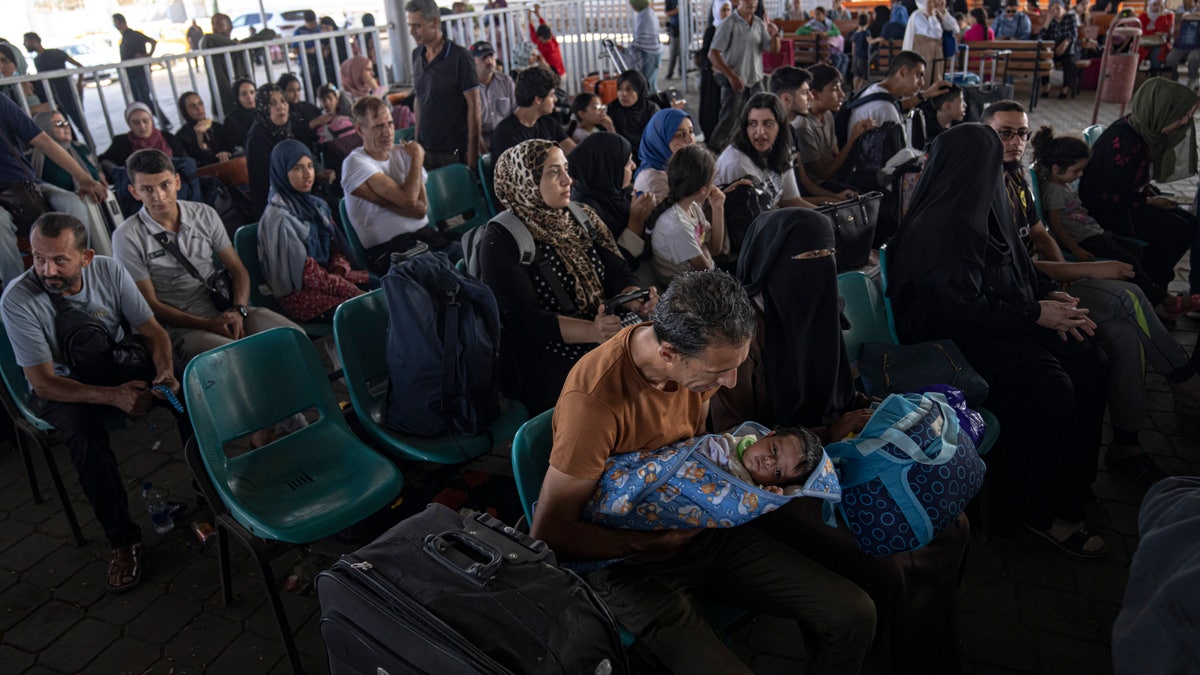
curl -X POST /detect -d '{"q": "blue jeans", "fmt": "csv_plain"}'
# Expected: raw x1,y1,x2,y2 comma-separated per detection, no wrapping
0,208,22,285
633,47,662,93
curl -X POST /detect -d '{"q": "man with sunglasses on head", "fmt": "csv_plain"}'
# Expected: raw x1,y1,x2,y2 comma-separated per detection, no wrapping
992,0,1033,39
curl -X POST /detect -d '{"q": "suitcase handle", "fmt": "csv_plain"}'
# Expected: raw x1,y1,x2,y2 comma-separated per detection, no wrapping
425,530,503,585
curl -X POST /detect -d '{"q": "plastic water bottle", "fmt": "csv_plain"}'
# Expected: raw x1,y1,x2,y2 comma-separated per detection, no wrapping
142,482,174,534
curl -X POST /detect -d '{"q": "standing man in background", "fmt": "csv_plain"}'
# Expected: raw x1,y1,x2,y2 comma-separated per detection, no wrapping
112,14,170,131
407,0,482,170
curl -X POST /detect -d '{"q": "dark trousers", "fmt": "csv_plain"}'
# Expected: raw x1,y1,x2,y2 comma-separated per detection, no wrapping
32,381,192,548
1079,231,1166,303
1100,205,1196,291
956,328,1109,529
584,526,876,674
758,500,970,675
126,66,169,129
710,80,764,152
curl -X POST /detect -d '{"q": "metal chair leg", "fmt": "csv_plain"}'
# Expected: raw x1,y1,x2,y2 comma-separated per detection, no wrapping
14,429,44,504
250,538,304,674
216,522,234,606
38,439,85,546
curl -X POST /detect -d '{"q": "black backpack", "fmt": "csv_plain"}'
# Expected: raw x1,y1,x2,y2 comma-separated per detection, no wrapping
720,175,774,258
41,282,152,386
462,204,600,316
382,251,501,439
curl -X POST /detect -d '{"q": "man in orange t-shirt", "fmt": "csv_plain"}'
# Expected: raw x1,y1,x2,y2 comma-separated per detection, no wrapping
531,269,875,674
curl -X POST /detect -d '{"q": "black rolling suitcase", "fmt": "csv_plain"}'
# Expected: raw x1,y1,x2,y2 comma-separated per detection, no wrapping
316,503,628,675
963,49,1015,122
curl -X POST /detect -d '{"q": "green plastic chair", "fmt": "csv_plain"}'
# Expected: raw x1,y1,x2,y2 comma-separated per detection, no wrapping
836,271,894,362
1082,124,1105,146
232,224,331,338
337,198,371,271
875,243,902,344
1027,167,1045,223
394,127,414,142
0,322,85,545
477,152,498,217
332,290,528,463
426,163,492,234
183,326,403,673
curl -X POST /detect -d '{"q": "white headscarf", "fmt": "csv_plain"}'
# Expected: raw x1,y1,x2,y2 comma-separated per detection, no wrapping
1147,0,1164,22
713,0,733,26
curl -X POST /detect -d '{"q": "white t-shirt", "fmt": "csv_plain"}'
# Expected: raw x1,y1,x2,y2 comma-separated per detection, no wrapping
340,147,429,249
651,201,710,285
714,146,800,208
633,168,669,202
847,83,903,130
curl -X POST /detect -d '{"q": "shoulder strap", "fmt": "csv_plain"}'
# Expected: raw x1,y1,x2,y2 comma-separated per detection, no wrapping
567,202,600,242
489,210,579,315
489,211,536,266
150,229,208,286
845,90,896,111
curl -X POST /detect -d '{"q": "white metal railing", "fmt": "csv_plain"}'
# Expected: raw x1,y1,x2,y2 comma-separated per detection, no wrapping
3,0,790,152
1,25,387,151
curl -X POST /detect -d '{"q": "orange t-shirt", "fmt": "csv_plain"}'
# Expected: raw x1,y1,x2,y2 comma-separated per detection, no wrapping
550,324,714,481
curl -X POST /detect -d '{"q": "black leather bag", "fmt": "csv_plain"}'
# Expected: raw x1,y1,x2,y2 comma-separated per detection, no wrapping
44,283,153,386
151,232,235,311
816,191,883,271
721,176,774,257
0,179,51,235
858,339,990,406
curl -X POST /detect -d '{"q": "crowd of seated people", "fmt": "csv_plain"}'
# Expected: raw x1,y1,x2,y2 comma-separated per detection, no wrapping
7,11,1200,672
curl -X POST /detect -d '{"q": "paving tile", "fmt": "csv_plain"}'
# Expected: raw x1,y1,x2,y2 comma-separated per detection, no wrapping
1033,632,1114,675
956,610,1040,671
21,666,66,675
0,581,53,632
161,612,241,670
2,600,83,652
36,618,120,673
243,586,320,642
124,593,203,645
22,545,99,591
52,558,109,609
80,636,159,675
206,629,284,674
86,582,165,625
0,645,36,674
0,519,34,551
0,532,64,572
1017,586,1105,642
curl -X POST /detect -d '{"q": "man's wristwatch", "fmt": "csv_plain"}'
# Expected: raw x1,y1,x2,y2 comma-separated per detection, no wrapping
235,305,249,318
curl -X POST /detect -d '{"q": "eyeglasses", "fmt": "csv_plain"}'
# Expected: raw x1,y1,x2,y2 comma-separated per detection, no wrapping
996,128,1031,140
52,120,70,128
592,104,607,111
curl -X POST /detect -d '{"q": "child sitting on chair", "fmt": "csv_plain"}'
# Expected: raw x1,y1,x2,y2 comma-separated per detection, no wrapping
698,426,824,494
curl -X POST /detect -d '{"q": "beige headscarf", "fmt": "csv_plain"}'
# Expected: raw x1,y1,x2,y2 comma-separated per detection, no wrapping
494,139,622,314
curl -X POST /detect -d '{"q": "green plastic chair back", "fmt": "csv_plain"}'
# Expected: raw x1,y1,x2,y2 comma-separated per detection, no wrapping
837,271,896,362
233,223,331,338
394,127,414,142
0,322,52,431
511,407,555,525
337,198,370,271
426,163,492,234
332,290,528,464
1082,124,1105,146
1027,167,1045,223
477,152,498,217
876,243,901,344
182,327,403,543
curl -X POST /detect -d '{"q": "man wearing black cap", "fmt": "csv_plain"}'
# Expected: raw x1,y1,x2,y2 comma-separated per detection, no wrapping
471,41,515,151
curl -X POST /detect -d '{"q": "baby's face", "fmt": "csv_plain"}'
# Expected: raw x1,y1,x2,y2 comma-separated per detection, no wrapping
742,434,808,486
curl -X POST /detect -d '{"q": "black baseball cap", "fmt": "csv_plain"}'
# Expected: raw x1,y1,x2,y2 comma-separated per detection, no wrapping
469,41,495,58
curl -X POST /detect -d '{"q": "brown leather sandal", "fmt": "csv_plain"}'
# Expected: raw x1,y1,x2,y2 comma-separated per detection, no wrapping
106,543,142,594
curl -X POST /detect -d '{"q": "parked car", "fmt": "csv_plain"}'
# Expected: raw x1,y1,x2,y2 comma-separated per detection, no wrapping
230,10,312,40
59,43,117,81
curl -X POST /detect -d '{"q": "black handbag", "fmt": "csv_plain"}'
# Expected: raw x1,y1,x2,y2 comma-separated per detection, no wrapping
816,191,882,271
858,339,990,406
721,175,773,256
43,282,153,386
0,179,51,237
151,232,234,311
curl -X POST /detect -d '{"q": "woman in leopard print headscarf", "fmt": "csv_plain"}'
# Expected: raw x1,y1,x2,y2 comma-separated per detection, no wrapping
481,139,654,413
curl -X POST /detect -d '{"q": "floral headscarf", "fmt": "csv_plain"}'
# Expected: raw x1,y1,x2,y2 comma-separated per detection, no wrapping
494,139,622,313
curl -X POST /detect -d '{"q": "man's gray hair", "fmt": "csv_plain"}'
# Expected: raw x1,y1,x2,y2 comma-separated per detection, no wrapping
652,269,756,357
405,0,442,23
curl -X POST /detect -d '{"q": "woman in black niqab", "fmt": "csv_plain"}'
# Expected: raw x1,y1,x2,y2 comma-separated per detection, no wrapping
885,123,1110,557
737,207,855,427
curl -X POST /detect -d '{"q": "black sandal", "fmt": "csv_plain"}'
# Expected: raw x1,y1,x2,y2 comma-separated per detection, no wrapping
106,543,143,594
1026,525,1107,559
1105,452,1168,491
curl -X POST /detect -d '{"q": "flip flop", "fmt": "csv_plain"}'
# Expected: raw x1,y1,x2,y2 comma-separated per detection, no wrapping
106,543,143,594
1105,452,1168,491
1026,525,1107,559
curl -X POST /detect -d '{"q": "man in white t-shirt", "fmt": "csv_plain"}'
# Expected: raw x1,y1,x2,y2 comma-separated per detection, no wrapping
846,50,948,143
341,96,462,271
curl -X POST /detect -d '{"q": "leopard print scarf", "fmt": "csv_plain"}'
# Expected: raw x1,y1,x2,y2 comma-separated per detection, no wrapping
494,139,622,314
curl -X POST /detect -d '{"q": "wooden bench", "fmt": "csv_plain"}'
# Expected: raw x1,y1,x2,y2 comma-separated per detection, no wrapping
780,33,830,67
963,39,1055,108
